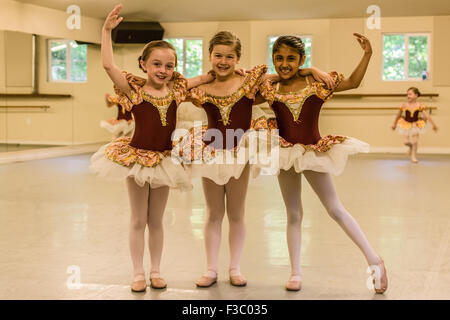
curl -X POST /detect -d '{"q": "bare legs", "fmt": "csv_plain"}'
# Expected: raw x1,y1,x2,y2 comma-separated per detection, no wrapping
410,134,419,163
197,165,250,286
126,177,169,287
403,134,419,163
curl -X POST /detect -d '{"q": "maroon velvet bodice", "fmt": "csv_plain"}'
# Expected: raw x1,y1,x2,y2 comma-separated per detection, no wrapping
271,95,325,145
129,101,177,151
202,97,254,150
116,104,133,121
404,109,420,122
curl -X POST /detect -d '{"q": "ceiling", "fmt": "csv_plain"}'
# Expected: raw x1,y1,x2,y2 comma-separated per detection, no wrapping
14,0,450,22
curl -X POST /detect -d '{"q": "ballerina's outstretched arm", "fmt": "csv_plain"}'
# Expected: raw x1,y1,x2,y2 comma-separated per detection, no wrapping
334,33,372,92
101,4,131,98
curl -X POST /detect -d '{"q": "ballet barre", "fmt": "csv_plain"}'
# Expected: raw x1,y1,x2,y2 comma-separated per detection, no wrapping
0,105,50,110
323,106,437,113
333,93,439,98
0,93,71,98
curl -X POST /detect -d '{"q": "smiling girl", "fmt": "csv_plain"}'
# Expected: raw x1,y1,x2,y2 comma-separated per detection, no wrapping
175,31,331,288
392,87,438,163
90,4,214,292
258,34,388,293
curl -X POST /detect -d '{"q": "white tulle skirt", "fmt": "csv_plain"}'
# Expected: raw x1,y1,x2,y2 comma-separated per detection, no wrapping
172,113,269,185
100,119,135,137
251,120,370,177
89,137,192,191
396,118,429,137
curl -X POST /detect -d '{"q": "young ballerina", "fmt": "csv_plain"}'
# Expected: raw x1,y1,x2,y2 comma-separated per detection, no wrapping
100,93,135,139
257,34,388,293
175,31,331,288
90,4,214,292
391,87,438,163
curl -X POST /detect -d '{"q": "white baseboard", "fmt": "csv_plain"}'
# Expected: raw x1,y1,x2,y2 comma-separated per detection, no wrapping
369,146,450,154
1,143,449,165
0,142,106,164
0,139,106,146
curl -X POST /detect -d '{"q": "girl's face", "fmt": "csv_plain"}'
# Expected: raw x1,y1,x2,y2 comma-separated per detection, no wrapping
210,44,239,78
140,48,176,86
273,44,306,80
407,89,418,102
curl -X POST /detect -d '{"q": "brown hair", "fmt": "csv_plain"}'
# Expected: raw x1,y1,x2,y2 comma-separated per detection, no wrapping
138,40,177,73
407,87,421,97
272,36,305,60
208,31,241,58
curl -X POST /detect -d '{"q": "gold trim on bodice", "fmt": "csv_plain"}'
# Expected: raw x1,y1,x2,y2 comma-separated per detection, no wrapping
133,89,175,127
204,89,247,125
188,64,268,126
274,77,313,123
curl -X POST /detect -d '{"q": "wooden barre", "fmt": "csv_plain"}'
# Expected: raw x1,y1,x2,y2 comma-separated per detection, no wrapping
323,106,437,111
0,93,71,98
333,93,439,98
0,105,50,109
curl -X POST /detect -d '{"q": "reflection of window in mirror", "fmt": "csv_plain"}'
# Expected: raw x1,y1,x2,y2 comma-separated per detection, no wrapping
48,39,87,82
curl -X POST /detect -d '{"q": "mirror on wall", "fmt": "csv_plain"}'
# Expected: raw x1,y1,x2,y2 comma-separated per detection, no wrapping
0,29,113,153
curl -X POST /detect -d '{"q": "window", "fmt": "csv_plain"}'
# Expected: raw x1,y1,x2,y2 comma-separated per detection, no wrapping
48,39,87,82
165,38,203,78
268,36,312,74
382,33,430,81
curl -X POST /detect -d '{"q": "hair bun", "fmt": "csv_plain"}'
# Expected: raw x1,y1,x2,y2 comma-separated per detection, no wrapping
138,56,146,73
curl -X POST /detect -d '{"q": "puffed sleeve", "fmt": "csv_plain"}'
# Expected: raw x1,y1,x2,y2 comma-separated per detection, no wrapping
243,64,269,99
113,71,146,111
419,104,427,112
187,86,206,108
315,71,344,101
259,78,276,105
107,94,120,105
171,71,188,105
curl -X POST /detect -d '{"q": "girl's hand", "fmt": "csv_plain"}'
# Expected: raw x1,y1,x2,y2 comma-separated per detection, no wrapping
391,125,396,130
235,68,249,76
105,93,114,107
204,69,216,82
103,4,124,31
300,68,335,90
433,125,438,132
353,33,372,55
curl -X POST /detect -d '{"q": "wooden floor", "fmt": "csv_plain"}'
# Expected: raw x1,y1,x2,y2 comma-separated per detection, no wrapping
0,152,449,300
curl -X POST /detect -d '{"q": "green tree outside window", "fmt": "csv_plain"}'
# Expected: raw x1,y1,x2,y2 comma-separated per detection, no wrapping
383,34,429,81
165,38,202,77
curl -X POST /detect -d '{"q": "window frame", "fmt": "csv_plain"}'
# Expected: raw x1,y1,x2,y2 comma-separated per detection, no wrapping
164,37,203,77
267,35,313,72
381,32,431,82
47,39,87,83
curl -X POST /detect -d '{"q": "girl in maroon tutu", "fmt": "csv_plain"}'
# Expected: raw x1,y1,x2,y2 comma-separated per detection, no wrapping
176,31,331,288
90,4,215,292
258,34,387,293
391,87,438,163
100,93,135,139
